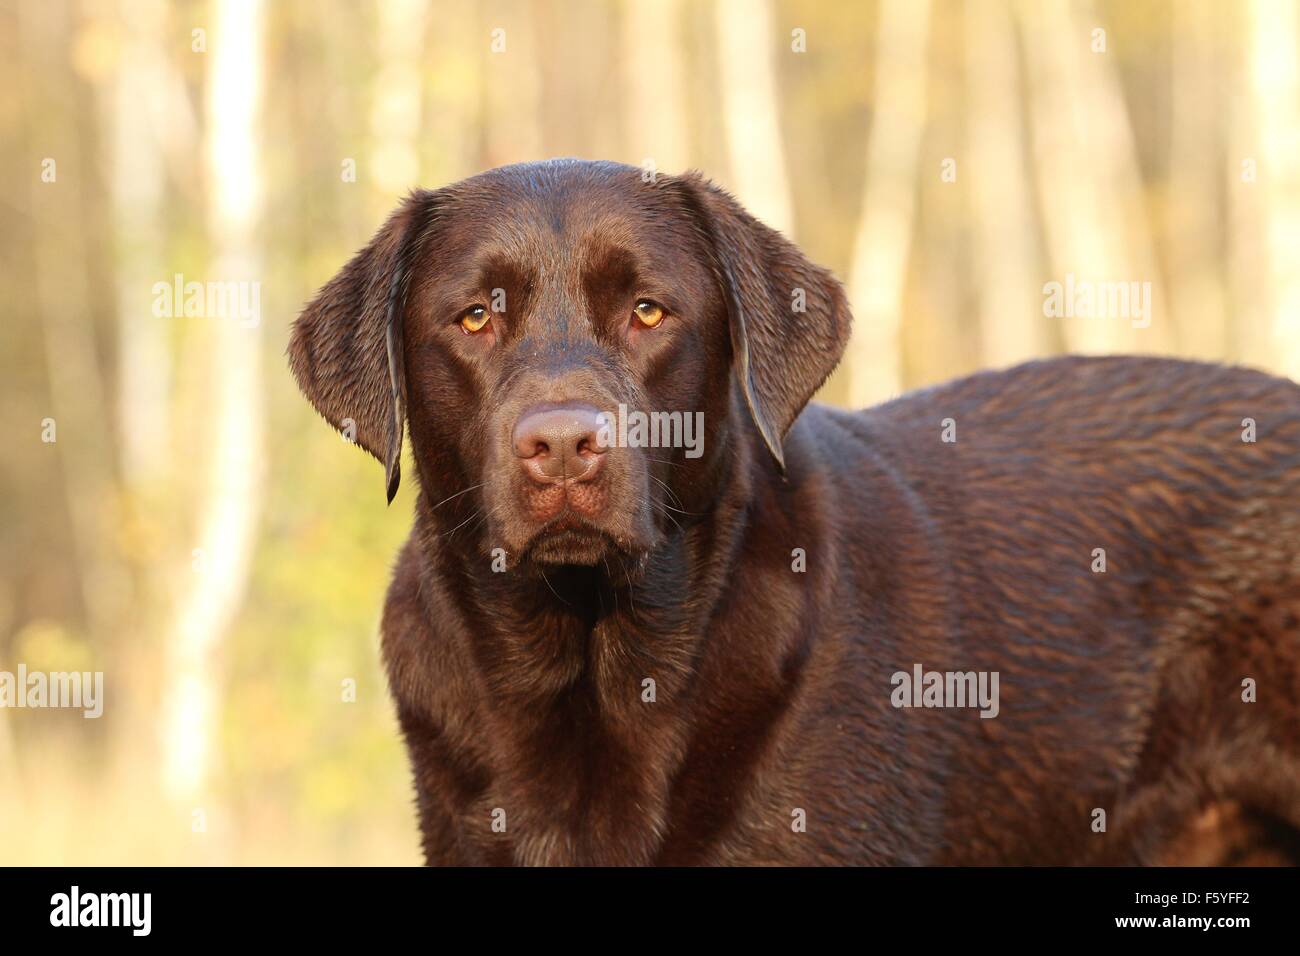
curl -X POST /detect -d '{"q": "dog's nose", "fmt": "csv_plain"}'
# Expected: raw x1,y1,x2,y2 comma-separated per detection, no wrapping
513,404,607,483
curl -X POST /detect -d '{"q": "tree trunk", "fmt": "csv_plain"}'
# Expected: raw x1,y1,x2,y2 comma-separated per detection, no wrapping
18,0,127,649
1167,0,1229,362
622,0,690,174
1017,0,1169,356
368,0,432,200
160,0,266,815
715,0,795,235
844,0,932,405
1245,0,1300,378
481,0,542,168
967,0,1047,368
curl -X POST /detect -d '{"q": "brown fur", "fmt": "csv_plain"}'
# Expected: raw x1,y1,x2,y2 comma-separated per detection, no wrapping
290,160,1300,865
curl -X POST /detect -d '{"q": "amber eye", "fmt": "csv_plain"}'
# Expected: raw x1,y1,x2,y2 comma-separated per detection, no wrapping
460,305,490,334
633,300,665,328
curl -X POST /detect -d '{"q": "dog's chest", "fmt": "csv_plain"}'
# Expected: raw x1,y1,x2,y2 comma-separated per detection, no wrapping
453,711,686,865
445,619,698,865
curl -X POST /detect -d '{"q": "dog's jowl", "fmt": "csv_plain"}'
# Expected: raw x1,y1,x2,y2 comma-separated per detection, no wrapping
290,159,1300,865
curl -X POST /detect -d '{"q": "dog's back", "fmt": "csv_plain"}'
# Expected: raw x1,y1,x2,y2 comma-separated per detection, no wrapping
780,355,1300,863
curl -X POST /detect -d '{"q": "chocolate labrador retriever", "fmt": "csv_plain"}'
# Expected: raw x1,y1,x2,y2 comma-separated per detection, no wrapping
290,159,1300,865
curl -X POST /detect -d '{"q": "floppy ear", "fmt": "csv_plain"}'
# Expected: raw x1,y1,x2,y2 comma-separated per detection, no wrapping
672,173,851,472
288,190,437,503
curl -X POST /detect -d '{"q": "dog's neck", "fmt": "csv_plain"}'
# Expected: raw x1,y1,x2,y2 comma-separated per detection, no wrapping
413,459,756,704
409,444,767,864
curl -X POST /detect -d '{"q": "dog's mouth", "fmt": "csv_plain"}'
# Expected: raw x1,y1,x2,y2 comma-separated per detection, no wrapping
522,516,619,566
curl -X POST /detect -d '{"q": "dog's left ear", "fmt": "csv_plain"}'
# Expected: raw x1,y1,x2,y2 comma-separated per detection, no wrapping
670,172,852,472
288,190,437,503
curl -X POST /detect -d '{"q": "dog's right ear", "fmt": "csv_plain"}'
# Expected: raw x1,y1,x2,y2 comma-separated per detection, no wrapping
288,190,437,503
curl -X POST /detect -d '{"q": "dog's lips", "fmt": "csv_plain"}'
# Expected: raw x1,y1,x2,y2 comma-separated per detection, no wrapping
524,518,614,566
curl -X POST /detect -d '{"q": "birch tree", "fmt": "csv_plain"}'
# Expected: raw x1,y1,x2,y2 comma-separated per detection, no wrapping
107,0,171,490
18,0,126,645
967,0,1046,368
715,0,795,235
1166,0,1229,361
622,0,690,175
481,0,543,168
844,0,931,405
1017,0,1169,356
1245,0,1300,378
160,0,266,808
369,0,431,201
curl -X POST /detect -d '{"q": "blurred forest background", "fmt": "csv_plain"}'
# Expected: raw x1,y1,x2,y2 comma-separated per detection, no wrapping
2,0,1299,864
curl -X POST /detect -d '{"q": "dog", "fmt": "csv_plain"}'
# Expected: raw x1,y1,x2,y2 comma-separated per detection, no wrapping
290,159,1300,865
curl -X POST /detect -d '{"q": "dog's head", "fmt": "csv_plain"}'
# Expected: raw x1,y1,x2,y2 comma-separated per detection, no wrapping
289,160,850,569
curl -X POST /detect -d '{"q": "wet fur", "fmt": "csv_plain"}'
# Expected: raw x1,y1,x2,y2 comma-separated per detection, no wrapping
291,160,1300,865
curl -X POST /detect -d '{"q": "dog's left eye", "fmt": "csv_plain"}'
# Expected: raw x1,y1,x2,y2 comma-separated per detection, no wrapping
460,305,490,333
633,300,665,328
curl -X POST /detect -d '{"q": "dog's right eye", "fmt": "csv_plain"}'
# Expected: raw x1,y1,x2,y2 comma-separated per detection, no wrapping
633,300,665,329
459,305,490,334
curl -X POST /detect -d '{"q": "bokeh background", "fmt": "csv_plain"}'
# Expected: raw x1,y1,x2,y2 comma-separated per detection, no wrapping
2,0,1299,865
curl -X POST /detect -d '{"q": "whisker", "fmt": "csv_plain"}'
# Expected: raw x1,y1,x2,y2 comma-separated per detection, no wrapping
430,481,488,511
440,508,482,538
641,456,686,471
652,502,684,534
603,555,619,617
539,569,570,607
623,564,637,617
647,473,687,510
655,499,698,517
469,512,492,534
